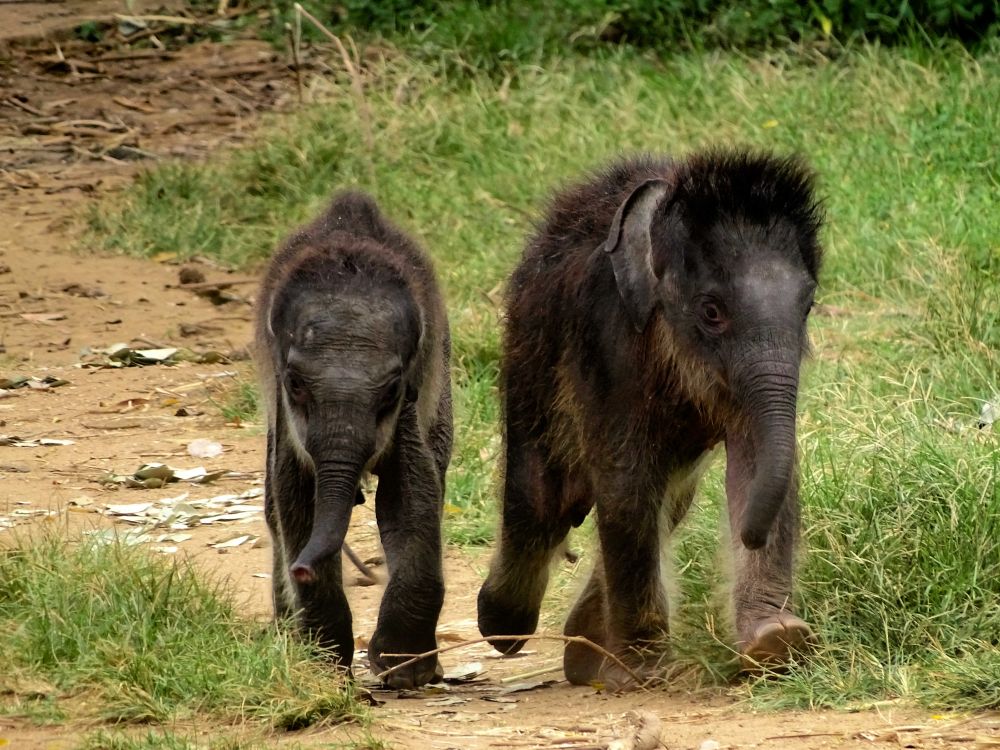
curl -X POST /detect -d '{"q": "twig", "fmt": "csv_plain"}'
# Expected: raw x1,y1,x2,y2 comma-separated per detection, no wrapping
499,662,564,684
764,732,844,741
3,97,45,116
93,50,176,63
51,119,126,132
286,22,304,105
343,542,380,584
294,3,376,185
113,13,200,26
375,633,645,687
169,277,258,291
112,96,156,114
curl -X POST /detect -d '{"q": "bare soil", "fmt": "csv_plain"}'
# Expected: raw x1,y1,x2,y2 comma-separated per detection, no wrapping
1,5,998,749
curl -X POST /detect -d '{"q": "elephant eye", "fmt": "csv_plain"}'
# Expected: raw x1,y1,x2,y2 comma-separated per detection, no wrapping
286,372,309,406
699,299,728,333
376,374,402,419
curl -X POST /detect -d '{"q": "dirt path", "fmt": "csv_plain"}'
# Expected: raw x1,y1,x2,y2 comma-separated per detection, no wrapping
2,6,999,749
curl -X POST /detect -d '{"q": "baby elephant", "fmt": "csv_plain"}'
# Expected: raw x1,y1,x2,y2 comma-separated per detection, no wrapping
255,191,452,689
478,151,823,689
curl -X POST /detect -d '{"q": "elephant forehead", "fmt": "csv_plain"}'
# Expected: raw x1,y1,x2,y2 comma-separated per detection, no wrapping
292,300,410,346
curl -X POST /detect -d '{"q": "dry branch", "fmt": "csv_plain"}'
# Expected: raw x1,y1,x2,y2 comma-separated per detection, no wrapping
499,663,563,684
293,3,376,184
114,13,200,26
375,633,645,687
3,97,45,117
169,277,258,292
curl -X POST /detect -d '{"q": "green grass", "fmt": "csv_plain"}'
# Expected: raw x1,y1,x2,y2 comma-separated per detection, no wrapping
216,375,261,426
87,34,1000,711
0,534,367,729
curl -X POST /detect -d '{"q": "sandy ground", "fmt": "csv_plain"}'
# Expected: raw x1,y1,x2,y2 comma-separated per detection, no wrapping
2,4,999,749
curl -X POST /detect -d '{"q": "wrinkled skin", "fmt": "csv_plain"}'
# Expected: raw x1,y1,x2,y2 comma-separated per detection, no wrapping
478,152,822,689
257,192,451,689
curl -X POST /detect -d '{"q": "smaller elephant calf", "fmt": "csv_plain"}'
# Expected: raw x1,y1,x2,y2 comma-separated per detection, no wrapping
255,191,452,689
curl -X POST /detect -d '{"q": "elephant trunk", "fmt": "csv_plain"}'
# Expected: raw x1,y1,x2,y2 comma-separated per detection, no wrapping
727,345,801,550
290,457,365,584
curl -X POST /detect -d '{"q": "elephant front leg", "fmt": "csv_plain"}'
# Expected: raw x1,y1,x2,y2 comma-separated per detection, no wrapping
269,426,355,668
369,403,446,689
265,428,295,621
727,458,814,670
294,554,354,668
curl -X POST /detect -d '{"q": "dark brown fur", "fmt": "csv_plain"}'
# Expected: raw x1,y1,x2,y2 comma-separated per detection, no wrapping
255,191,452,689
478,151,823,687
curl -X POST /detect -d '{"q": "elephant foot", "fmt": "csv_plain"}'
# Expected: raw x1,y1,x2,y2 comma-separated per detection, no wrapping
564,640,667,691
563,593,666,691
368,632,443,689
477,578,542,655
739,613,815,673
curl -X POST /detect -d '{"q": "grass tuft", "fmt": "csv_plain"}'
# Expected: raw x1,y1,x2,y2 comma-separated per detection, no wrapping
0,533,367,728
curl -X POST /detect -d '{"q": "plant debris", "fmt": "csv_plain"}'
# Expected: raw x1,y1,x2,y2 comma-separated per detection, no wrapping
99,487,263,531
0,375,70,390
100,462,232,489
0,435,74,447
77,343,230,368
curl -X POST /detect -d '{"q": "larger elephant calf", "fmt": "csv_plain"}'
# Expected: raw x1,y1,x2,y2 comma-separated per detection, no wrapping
478,150,823,689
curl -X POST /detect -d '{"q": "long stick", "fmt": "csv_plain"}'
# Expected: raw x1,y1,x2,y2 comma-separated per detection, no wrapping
293,3,376,185
375,634,646,688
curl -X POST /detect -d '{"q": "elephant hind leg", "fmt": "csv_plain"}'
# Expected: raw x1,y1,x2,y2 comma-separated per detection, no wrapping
478,431,582,654
563,560,608,685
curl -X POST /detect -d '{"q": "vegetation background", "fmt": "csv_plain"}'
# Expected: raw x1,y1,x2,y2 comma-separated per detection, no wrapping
91,0,1000,712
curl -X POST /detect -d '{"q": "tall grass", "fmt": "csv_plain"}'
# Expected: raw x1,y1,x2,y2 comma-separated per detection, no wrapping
0,534,366,727
87,37,1000,708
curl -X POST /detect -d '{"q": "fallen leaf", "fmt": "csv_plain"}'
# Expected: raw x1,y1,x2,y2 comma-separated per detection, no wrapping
0,435,74,447
211,534,255,549
443,662,485,682
156,533,192,543
425,696,469,707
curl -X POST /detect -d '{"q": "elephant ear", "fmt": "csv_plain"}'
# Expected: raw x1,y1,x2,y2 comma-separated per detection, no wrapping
602,178,670,333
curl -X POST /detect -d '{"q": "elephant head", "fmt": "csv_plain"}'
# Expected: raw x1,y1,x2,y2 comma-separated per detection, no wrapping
603,154,822,549
268,263,422,582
